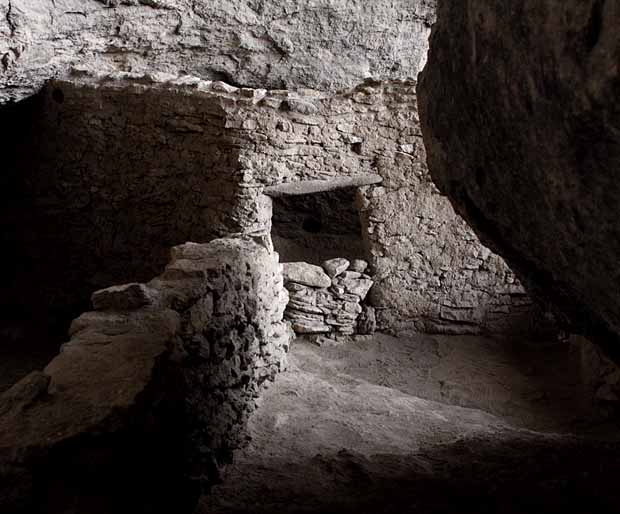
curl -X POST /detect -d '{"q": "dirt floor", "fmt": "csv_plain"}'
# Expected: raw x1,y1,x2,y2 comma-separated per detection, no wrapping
198,333,620,514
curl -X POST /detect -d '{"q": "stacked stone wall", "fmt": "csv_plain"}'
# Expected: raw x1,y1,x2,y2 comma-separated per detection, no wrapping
282,258,373,338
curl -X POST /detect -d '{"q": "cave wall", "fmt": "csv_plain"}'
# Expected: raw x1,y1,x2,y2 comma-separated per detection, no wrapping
417,0,620,350
2,71,544,336
0,0,435,104
0,237,291,514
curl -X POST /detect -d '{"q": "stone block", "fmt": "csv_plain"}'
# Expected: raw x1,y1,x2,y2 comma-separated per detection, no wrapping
91,283,156,311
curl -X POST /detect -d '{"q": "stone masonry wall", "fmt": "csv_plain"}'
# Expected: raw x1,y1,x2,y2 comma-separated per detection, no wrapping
2,71,544,337
0,237,292,513
223,76,543,333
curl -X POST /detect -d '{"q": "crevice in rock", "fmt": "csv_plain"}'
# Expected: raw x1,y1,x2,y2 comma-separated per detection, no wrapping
5,1,16,37
585,0,605,50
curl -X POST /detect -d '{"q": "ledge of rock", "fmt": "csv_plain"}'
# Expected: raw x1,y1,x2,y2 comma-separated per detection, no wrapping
0,0,435,104
263,174,383,198
418,0,620,356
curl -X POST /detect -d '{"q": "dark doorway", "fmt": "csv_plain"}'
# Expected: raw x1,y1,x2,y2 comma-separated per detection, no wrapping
271,187,365,265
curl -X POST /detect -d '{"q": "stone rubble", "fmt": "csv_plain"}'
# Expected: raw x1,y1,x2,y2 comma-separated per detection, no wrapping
283,258,375,340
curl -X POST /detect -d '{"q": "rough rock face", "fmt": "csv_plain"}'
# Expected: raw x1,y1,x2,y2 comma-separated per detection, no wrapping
0,237,292,514
1,71,547,338
418,1,620,353
0,0,435,104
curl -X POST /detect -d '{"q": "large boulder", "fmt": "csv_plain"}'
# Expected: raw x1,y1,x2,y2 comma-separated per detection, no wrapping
418,1,620,357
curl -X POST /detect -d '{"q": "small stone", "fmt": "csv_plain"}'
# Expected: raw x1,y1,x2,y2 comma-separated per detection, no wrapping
211,81,238,94
322,258,350,278
242,118,258,130
327,310,358,322
284,308,324,323
336,326,355,335
342,301,363,314
285,282,306,293
282,262,331,288
91,283,155,311
341,271,362,280
282,98,318,115
324,318,355,328
341,278,374,299
287,299,323,315
331,285,346,297
316,290,339,310
349,259,368,273
288,286,317,304
291,321,331,334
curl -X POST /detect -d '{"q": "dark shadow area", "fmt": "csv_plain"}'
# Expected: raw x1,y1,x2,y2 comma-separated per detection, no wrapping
0,83,233,391
2,359,202,514
272,187,365,264
202,436,620,514
0,93,64,386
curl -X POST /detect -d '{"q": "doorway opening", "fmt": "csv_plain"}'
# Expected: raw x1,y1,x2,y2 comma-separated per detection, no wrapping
271,186,365,265
270,185,376,341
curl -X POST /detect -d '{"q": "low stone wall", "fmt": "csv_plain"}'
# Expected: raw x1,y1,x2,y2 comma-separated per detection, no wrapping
283,258,374,339
0,237,292,514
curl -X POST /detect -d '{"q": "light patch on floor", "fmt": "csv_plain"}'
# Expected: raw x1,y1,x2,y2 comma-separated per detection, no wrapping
199,334,620,514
